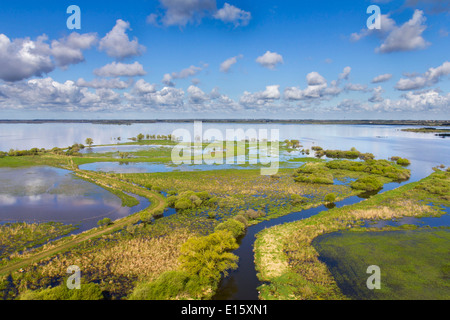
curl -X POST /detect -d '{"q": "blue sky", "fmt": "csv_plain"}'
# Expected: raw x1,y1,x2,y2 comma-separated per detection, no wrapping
0,0,449,119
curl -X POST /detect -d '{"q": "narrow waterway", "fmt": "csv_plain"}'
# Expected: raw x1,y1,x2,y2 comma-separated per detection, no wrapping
212,180,426,300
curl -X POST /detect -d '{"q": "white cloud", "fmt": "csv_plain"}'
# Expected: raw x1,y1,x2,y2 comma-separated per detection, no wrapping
50,32,97,68
339,66,351,80
148,0,251,28
372,73,393,83
76,78,132,89
377,10,430,53
351,14,396,42
284,72,343,102
351,10,430,54
256,51,284,70
395,61,450,90
220,54,243,73
132,79,157,95
99,19,145,60
307,72,327,86
240,85,280,108
369,86,384,102
0,34,53,82
345,83,369,92
214,3,251,27
187,85,209,105
162,65,204,85
153,0,217,27
93,62,146,77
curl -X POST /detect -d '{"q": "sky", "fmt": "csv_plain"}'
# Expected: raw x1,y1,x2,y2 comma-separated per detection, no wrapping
0,0,449,120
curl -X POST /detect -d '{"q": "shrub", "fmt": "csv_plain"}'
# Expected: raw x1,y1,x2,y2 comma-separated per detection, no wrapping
215,219,246,238
396,158,411,166
128,271,203,300
244,209,265,220
97,217,112,227
179,231,239,284
324,193,336,203
293,163,334,185
233,214,248,227
291,194,308,205
350,176,384,191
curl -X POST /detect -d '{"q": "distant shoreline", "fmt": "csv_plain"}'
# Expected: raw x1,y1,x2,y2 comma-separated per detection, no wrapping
0,119,449,126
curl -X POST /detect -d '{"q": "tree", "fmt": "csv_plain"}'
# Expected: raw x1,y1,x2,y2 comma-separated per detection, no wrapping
137,133,145,142
179,231,239,283
85,138,93,147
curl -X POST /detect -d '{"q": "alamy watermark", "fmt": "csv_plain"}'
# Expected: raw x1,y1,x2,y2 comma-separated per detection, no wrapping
66,265,81,290
171,121,280,176
366,265,381,290
67,5,81,30
367,5,381,30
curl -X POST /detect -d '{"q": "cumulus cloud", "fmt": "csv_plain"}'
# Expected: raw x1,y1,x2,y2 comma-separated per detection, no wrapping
240,85,280,108
339,66,351,80
213,3,251,27
220,54,243,73
345,83,369,92
395,61,450,90
372,73,393,83
307,72,327,86
351,14,396,42
162,65,204,85
94,62,146,78
76,78,132,89
0,32,99,82
187,85,210,105
50,32,97,68
256,51,284,70
0,34,53,82
148,0,251,28
99,19,146,60
377,10,430,53
284,71,343,102
351,10,430,54
369,86,384,102
132,79,157,95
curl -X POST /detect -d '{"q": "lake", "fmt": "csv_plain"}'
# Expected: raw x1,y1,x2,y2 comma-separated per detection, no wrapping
1,122,449,182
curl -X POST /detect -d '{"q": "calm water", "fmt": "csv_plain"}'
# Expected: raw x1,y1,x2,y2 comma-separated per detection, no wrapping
0,166,149,233
1,123,448,182
1,122,449,300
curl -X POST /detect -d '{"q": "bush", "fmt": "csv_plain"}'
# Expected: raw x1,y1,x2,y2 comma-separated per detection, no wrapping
293,163,334,185
179,231,239,284
291,194,308,205
350,176,384,191
215,219,246,238
396,158,411,166
244,209,265,220
324,193,336,203
233,214,248,227
97,217,112,227
128,271,204,300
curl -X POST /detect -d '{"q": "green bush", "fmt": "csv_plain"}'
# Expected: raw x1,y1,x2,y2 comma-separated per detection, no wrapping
291,194,308,205
233,214,248,227
97,217,112,227
396,158,411,166
179,231,239,284
215,219,246,238
128,271,203,300
350,176,384,191
324,193,336,203
293,163,334,185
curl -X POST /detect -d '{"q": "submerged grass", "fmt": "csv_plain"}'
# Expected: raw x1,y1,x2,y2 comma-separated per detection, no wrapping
254,170,450,300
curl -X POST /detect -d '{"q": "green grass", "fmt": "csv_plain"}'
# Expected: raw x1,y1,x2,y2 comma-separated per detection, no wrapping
313,228,450,300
